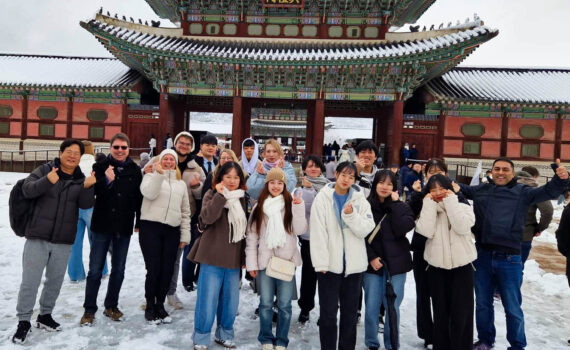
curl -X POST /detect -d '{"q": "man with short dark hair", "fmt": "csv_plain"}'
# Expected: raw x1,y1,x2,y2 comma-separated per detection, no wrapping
354,140,380,197
80,133,143,326
459,157,568,350
13,140,95,344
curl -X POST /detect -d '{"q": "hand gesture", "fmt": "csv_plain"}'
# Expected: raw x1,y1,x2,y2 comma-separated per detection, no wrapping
47,167,59,184
451,181,460,193
215,182,224,193
179,242,188,248
277,158,285,168
424,192,433,201
391,191,399,201
154,162,164,174
412,179,422,192
84,171,96,188
355,156,365,173
293,191,303,205
556,165,569,180
302,176,312,188
256,162,266,175
370,257,383,271
105,165,115,183
343,203,353,214
445,189,456,198
189,172,200,186
249,270,258,278
143,160,155,174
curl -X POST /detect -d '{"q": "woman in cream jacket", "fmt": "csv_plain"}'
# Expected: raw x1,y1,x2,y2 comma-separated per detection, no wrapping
139,149,190,324
309,162,376,350
415,174,476,350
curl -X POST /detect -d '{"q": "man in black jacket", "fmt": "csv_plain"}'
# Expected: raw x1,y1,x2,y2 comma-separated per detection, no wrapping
460,157,568,350
13,140,95,344
80,133,143,326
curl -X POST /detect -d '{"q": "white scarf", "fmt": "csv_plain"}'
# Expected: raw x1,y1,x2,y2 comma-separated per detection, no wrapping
223,188,247,243
262,195,287,249
241,138,259,175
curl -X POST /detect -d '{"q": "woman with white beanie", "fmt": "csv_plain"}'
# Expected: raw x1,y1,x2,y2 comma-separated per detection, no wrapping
139,149,191,324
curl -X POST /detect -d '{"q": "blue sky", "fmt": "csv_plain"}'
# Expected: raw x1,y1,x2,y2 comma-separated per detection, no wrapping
0,0,568,68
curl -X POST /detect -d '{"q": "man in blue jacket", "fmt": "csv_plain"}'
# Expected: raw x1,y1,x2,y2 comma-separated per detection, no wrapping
459,157,569,350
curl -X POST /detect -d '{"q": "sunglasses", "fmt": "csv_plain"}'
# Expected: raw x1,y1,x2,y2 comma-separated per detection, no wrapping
112,145,128,150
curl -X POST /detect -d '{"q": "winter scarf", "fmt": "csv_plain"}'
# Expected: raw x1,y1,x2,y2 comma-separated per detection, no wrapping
223,188,247,243
262,159,279,172
241,138,259,175
305,175,330,192
263,194,287,249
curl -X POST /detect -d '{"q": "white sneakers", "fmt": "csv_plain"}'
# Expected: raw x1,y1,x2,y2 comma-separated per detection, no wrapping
275,346,287,350
167,294,184,310
261,344,274,350
214,338,237,348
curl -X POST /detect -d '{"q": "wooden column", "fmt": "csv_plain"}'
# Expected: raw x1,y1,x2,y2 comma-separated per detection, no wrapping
500,111,509,156
121,98,128,136
159,92,170,152
437,109,446,158
372,104,385,146
181,13,189,35
172,96,186,135
555,113,563,159
241,98,251,140
66,95,73,138
231,96,244,155
379,24,389,40
390,100,404,166
306,101,315,155
309,99,325,157
20,93,28,150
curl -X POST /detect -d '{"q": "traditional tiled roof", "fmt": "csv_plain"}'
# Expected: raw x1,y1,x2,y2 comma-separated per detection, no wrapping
0,53,141,90
426,67,570,105
81,15,496,66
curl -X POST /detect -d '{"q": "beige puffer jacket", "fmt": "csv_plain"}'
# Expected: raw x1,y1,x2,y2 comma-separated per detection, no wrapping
415,195,476,269
140,170,191,243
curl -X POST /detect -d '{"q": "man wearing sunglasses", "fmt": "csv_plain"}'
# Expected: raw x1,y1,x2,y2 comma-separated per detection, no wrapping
80,133,143,326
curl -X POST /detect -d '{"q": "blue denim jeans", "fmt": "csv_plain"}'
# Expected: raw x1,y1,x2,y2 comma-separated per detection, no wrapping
520,241,532,269
84,232,131,314
363,272,406,349
257,269,295,348
193,263,240,346
474,249,526,350
68,208,108,281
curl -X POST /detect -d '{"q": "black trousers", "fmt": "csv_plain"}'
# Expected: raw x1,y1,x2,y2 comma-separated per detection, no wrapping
298,239,317,314
139,220,180,305
182,223,200,287
412,250,434,344
318,272,363,350
566,257,570,288
427,264,474,350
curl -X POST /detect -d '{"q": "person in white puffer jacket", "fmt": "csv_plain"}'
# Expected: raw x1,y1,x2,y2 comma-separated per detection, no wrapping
309,161,375,350
139,149,191,325
415,173,476,350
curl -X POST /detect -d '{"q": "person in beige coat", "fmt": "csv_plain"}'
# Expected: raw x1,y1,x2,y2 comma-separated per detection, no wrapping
139,149,191,325
415,174,476,350
246,167,307,350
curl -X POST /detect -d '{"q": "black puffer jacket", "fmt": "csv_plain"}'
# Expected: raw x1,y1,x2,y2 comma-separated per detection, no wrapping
91,155,142,236
22,159,94,244
365,198,415,276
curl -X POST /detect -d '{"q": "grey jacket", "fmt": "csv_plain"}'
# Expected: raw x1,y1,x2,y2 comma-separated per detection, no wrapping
518,172,554,242
22,159,94,244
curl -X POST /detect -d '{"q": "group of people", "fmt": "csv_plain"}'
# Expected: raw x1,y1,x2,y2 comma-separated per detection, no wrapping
10,131,570,350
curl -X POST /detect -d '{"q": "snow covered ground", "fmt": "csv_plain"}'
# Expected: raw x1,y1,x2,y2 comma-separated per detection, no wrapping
0,171,569,349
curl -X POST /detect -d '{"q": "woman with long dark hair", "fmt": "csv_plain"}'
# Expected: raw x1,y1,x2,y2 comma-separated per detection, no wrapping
246,167,307,350
416,174,476,350
188,162,248,350
363,170,415,350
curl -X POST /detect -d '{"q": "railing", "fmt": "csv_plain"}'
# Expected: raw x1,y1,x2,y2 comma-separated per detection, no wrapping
453,163,553,185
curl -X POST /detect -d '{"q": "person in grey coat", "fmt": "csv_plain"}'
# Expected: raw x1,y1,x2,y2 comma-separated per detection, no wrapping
12,139,96,344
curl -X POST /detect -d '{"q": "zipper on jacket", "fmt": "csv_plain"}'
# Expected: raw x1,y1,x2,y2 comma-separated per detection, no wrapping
164,173,172,222
470,262,476,271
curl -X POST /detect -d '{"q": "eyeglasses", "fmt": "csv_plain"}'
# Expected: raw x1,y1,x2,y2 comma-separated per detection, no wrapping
112,145,128,150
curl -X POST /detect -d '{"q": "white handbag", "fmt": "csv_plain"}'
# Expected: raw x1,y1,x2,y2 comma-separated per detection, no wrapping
266,251,295,282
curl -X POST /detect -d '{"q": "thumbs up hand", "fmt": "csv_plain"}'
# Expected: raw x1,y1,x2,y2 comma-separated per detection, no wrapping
47,167,59,184
84,171,96,188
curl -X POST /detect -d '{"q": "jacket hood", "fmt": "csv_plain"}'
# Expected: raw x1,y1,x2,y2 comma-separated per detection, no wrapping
516,171,538,187
174,131,196,152
321,182,364,200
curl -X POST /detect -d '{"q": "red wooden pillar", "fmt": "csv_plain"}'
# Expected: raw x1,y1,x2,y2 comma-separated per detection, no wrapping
159,92,170,152
555,113,563,159
20,92,28,150
241,98,251,141
379,24,389,40
306,101,315,155
121,97,128,137
500,111,509,157
390,100,404,166
437,109,446,158
66,95,73,138
231,96,244,155
308,99,325,157
180,12,189,35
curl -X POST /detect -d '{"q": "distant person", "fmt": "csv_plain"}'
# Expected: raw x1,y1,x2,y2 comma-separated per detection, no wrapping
401,143,410,164
12,140,95,344
164,133,173,151
338,145,350,163
149,134,157,156
409,143,418,161
139,152,150,169
481,170,492,183
325,156,336,181
404,161,424,199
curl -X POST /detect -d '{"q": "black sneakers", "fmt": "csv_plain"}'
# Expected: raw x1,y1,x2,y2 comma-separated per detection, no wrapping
36,314,62,332
298,311,310,324
155,304,172,324
12,321,31,344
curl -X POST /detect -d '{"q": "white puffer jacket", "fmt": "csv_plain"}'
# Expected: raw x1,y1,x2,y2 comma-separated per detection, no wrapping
140,170,191,243
309,184,376,276
79,154,95,178
415,195,476,269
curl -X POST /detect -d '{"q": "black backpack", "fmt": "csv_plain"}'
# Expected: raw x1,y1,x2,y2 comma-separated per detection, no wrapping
9,178,36,237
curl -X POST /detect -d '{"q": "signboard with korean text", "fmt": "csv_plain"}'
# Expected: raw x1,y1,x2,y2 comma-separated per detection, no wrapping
262,0,304,8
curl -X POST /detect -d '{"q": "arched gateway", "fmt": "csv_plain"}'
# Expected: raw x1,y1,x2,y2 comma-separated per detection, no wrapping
81,0,496,164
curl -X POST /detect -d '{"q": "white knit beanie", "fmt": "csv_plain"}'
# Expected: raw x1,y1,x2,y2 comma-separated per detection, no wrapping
159,149,178,163
173,131,195,152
